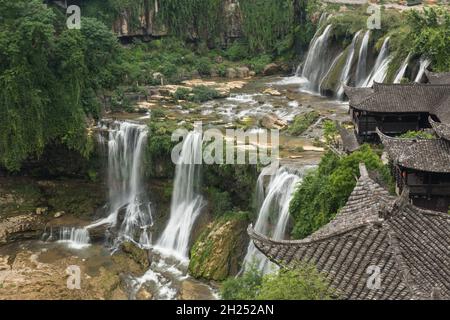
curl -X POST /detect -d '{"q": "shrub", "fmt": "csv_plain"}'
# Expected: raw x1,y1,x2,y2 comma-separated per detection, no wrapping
173,87,191,101
195,57,213,76
256,265,335,300
289,145,394,239
189,86,221,103
399,130,436,139
221,264,263,300
288,111,320,136
221,264,335,300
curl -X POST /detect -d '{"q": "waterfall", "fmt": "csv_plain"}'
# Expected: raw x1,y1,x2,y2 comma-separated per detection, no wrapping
157,131,205,260
361,37,390,87
414,57,431,83
242,166,304,274
58,227,91,249
394,53,411,84
355,31,370,86
336,31,362,100
301,25,334,92
87,121,153,249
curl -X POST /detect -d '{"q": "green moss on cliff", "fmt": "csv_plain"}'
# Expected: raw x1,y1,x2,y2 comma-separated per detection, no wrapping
189,212,249,281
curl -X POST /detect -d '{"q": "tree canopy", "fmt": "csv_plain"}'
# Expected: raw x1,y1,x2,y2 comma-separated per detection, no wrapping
0,0,120,171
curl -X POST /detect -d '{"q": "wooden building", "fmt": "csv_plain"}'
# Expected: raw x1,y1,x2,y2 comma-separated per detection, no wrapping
344,82,450,142
378,119,450,212
248,164,450,300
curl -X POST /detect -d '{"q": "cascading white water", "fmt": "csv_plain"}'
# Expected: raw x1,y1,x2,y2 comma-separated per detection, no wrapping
355,31,370,86
301,25,334,92
336,31,362,100
157,131,205,260
414,57,431,83
87,121,153,249
58,227,91,249
242,166,303,274
361,37,391,87
394,53,411,84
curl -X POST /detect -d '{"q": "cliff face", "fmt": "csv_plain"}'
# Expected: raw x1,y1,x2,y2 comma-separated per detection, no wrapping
112,0,243,42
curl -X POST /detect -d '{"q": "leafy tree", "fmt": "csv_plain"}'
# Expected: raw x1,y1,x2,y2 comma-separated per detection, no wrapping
407,7,450,72
289,145,393,239
0,0,120,171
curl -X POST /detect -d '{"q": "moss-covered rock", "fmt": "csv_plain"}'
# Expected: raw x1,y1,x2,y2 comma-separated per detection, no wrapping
40,180,105,218
120,241,150,270
320,47,349,95
189,212,249,281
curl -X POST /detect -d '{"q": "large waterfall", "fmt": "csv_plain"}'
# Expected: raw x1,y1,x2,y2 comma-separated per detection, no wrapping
242,166,304,274
336,31,362,100
355,31,370,86
157,131,205,260
361,37,391,87
414,57,431,83
394,53,411,84
301,25,334,93
88,121,153,249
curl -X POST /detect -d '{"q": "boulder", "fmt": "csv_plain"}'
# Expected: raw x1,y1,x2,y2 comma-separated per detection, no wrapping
226,68,237,79
260,113,288,130
263,63,281,76
188,213,249,281
53,211,64,218
263,88,282,96
120,241,150,269
180,279,214,300
236,67,250,78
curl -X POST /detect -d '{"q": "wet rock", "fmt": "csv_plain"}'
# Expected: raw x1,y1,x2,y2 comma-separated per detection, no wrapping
263,88,282,96
263,63,281,76
136,287,153,300
35,207,47,215
180,279,215,300
249,71,256,77
259,113,288,130
0,215,44,245
120,241,150,269
53,211,64,218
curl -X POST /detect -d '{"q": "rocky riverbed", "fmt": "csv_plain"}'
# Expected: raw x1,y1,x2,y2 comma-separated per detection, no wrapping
0,75,350,300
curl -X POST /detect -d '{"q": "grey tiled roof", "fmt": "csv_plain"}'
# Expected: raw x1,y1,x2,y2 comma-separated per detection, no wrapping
343,85,374,106
429,117,450,141
248,164,450,300
378,129,450,173
426,71,450,85
346,83,450,121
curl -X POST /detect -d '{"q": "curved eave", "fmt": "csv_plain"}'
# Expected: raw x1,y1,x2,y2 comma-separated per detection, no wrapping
428,117,450,141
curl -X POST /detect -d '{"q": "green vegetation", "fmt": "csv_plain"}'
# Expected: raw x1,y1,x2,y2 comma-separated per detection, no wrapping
407,7,450,72
221,264,335,300
287,111,320,136
399,130,436,139
289,145,394,239
144,121,178,178
173,86,221,103
189,211,249,281
0,0,120,171
203,164,258,213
